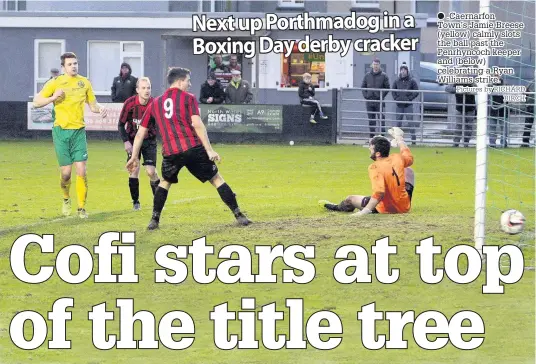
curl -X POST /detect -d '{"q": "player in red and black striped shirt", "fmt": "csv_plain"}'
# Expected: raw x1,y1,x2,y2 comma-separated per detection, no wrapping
126,67,251,230
118,77,160,210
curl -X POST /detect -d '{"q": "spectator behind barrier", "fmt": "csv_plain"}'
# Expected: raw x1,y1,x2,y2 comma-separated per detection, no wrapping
200,73,224,105
488,73,509,148
361,58,390,138
224,70,253,104
446,80,476,148
392,62,419,145
112,62,138,103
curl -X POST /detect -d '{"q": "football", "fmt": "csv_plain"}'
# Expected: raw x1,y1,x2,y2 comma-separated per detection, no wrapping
500,209,526,235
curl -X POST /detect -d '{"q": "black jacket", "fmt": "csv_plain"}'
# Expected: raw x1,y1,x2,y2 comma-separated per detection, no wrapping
361,70,390,102
446,84,476,113
112,75,137,103
392,74,419,108
298,81,315,101
200,80,225,104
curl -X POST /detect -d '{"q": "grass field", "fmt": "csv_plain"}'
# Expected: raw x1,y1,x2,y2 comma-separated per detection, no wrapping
0,140,534,364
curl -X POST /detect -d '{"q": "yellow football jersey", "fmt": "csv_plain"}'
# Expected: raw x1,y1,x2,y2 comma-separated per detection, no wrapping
41,74,97,129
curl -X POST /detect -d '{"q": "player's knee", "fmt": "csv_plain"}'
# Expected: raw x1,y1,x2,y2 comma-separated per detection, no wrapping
146,168,156,179
160,180,171,190
74,165,86,177
344,196,357,206
210,173,225,187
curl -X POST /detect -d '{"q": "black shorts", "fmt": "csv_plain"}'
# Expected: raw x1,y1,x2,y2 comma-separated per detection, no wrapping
161,145,218,184
361,182,415,213
126,139,157,167
405,182,414,201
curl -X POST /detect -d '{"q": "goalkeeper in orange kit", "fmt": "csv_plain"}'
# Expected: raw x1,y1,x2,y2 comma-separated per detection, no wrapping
319,127,415,216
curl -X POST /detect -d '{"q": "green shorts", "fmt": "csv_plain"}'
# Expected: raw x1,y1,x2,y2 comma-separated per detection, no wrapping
52,126,88,167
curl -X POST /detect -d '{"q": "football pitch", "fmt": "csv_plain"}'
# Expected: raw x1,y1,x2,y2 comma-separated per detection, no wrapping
0,140,534,363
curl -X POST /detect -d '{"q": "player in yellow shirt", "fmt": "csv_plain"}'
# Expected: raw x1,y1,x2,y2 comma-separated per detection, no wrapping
33,52,107,219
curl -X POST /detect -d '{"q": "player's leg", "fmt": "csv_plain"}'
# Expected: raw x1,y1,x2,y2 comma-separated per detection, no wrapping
141,139,161,197
73,161,88,218
127,150,142,210
209,173,251,226
71,128,89,218
60,165,73,216
405,167,415,186
186,146,251,226
129,140,151,211
145,165,160,190
52,126,74,216
320,195,365,212
147,155,179,230
405,167,415,202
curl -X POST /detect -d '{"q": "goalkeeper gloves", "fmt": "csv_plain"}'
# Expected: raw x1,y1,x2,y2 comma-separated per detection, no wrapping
388,127,405,147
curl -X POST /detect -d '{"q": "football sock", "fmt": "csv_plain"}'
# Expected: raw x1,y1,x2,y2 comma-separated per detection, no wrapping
152,187,168,221
129,177,139,202
337,201,355,212
150,179,160,196
217,183,239,213
325,200,355,212
60,176,71,199
76,175,88,209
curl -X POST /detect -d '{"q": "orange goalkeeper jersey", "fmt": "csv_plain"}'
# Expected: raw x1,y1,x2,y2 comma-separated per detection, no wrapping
368,148,414,214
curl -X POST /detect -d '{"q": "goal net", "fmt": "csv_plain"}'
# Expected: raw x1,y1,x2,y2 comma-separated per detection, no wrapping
474,0,535,269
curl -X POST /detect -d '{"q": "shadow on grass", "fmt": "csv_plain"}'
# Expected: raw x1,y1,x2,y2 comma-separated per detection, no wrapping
0,209,134,238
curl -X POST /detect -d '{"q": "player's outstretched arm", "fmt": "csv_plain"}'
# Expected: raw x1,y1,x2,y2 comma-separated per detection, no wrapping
397,138,408,151
397,139,414,167
192,115,220,162
388,127,413,165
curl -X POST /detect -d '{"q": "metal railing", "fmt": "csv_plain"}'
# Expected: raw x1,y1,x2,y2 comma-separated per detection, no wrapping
337,87,535,147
